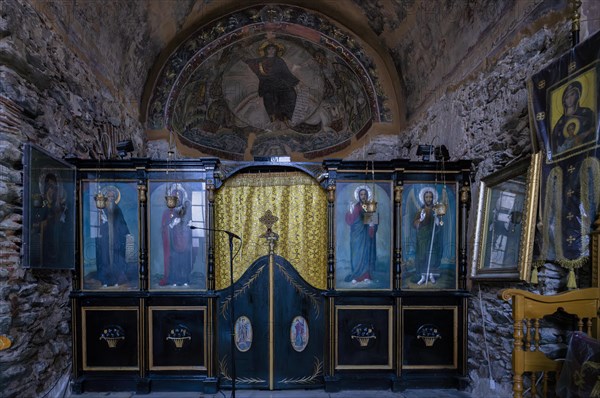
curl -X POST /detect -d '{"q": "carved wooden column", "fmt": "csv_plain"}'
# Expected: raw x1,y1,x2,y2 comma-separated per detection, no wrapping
571,0,582,47
327,184,336,290
137,181,148,290
590,214,600,288
137,176,149,392
206,182,216,382
394,183,403,290
459,181,470,290
207,183,216,291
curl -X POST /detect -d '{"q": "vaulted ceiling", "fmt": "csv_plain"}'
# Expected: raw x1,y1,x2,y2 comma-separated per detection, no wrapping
30,0,572,159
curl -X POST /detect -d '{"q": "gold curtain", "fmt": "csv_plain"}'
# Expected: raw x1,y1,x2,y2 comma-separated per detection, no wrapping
214,172,327,290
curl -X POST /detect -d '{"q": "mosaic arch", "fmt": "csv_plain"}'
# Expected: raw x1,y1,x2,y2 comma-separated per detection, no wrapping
147,4,390,160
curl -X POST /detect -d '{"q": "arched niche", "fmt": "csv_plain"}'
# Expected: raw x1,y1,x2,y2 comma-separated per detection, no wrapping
143,3,404,161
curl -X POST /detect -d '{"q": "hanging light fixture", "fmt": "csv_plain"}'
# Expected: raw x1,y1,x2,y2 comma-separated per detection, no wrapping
94,152,106,209
365,159,378,213
94,189,107,209
432,145,449,224
165,131,178,209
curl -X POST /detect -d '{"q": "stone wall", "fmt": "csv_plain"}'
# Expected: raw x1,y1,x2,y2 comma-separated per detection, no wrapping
396,22,575,395
0,0,594,396
334,23,576,395
0,1,147,397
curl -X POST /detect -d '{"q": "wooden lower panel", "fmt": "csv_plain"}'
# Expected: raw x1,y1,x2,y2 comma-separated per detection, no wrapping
82,306,139,371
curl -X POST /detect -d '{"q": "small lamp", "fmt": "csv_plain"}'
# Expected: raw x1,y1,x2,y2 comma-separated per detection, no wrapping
116,140,134,159
416,145,434,161
94,191,107,209
434,145,450,161
165,150,178,209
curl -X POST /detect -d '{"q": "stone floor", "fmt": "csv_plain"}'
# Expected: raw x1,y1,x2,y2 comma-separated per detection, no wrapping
68,389,473,398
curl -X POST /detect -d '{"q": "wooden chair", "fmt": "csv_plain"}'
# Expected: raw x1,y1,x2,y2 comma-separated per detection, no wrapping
499,287,600,398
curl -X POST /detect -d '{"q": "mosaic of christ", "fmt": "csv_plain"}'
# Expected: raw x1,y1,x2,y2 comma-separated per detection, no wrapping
170,34,371,159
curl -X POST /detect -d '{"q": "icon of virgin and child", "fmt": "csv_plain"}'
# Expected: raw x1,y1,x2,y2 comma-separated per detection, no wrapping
551,80,596,156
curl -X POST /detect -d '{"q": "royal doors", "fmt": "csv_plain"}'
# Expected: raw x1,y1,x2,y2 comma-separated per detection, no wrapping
216,254,325,390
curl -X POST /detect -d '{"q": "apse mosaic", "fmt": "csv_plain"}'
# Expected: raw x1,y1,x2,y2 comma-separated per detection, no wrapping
148,4,390,159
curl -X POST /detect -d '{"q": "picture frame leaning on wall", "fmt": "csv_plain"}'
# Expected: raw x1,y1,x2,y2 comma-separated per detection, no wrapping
23,143,76,269
471,152,541,282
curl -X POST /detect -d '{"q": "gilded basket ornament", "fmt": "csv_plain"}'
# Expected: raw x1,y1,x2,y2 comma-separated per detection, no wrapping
101,336,125,348
351,324,376,348
167,324,191,348
99,325,126,349
351,335,376,347
416,324,441,347
417,335,441,347
167,336,191,348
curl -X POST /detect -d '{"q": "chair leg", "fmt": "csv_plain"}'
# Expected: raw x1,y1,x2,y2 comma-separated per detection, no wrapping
514,373,523,398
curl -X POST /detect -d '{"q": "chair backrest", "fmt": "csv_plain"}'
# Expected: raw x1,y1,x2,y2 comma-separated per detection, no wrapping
499,287,600,398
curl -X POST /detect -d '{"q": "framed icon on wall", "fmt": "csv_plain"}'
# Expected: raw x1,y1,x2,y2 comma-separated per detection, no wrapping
23,143,76,269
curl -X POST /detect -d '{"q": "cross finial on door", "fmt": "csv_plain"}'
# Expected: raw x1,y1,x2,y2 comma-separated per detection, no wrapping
259,210,279,230
259,210,279,254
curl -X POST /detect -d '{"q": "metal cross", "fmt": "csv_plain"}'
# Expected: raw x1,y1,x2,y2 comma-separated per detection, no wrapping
259,210,279,231
259,210,279,254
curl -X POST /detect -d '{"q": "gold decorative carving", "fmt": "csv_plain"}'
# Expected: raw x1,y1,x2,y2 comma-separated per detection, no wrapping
568,61,578,73
394,185,403,203
276,262,321,318
207,183,215,203
279,357,323,384
571,0,582,31
219,355,265,383
460,183,469,204
137,184,147,203
327,184,336,203
219,264,267,319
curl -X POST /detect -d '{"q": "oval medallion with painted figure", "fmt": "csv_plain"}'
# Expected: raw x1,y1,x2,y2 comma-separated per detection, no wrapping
234,316,252,352
290,316,309,352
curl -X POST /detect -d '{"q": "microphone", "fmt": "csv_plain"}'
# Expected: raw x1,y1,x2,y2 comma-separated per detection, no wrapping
188,223,242,240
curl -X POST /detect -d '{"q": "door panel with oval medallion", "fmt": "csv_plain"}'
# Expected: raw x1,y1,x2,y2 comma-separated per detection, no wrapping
216,255,325,390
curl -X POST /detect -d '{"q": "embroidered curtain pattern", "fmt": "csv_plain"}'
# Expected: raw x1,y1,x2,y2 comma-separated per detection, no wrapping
214,172,327,290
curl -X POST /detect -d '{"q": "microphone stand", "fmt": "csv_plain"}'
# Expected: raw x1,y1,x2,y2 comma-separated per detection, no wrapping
226,230,236,398
189,223,240,397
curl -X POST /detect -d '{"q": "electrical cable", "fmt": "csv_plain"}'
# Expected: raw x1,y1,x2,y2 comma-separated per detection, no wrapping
478,285,496,390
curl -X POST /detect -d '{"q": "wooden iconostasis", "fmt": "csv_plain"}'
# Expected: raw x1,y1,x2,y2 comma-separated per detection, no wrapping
24,150,471,393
